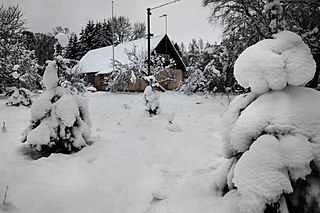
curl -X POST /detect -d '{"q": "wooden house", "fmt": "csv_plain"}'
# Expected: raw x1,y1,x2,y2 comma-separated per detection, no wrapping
76,34,186,91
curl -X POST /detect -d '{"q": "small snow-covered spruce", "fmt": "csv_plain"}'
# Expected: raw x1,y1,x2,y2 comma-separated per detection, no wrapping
215,30,320,213
143,76,165,117
20,57,92,159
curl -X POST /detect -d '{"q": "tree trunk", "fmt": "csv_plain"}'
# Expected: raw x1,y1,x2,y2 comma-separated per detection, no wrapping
307,54,320,88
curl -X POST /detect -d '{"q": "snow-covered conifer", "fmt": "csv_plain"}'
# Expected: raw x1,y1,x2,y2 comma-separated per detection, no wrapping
143,76,164,116
20,57,92,159
216,30,320,213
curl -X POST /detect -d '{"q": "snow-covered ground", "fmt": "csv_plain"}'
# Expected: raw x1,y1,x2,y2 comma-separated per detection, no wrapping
0,91,229,213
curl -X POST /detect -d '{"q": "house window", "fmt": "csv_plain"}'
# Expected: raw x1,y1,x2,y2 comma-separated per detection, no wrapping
157,53,170,62
86,74,95,85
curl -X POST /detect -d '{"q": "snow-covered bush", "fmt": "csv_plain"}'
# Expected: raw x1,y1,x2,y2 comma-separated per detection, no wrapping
55,56,86,94
5,87,32,107
108,47,175,92
143,76,164,116
234,31,316,95
179,67,205,94
216,30,320,213
20,58,92,158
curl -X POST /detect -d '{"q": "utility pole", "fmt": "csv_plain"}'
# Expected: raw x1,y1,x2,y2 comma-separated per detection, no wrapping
146,0,179,76
147,8,151,76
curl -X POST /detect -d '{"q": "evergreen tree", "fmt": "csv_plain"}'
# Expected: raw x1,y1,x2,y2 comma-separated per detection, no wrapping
78,21,96,59
33,33,56,67
65,33,79,60
76,17,146,60
0,5,42,93
130,21,146,41
21,56,92,159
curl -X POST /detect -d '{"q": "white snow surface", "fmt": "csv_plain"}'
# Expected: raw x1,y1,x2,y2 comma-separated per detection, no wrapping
234,31,316,94
233,134,317,213
222,86,320,154
0,92,229,213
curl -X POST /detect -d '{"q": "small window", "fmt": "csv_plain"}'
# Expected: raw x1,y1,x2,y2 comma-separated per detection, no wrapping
157,53,170,62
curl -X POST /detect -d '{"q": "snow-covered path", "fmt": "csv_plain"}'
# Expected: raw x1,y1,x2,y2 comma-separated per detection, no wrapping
0,92,228,213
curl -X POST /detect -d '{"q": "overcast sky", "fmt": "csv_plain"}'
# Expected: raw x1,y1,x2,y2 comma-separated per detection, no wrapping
3,0,223,45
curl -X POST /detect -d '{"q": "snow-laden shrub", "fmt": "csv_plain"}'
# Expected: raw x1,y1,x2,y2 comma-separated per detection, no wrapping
234,31,316,95
216,31,320,213
21,58,92,158
179,67,205,94
5,88,32,107
143,76,162,116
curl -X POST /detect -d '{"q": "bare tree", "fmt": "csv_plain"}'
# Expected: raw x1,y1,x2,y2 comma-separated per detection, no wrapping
110,16,132,43
52,26,70,36
130,21,146,41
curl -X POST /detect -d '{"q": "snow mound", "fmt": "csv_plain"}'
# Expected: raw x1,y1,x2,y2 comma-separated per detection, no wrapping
214,158,237,195
26,119,53,151
220,92,258,158
233,134,315,213
86,86,97,92
166,122,181,132
220,190,241,213
234,31,316,94
223,86,320,154
55,95,79,127
31,90,55,121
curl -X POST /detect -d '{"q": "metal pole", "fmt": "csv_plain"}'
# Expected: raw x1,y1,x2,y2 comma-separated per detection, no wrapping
147,8,151,76
147,0,179,76
112,1,115,73
165,15,167,35
159,14,167,35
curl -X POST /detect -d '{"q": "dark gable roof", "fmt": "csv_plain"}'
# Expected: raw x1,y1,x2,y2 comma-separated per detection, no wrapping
153,34,186,72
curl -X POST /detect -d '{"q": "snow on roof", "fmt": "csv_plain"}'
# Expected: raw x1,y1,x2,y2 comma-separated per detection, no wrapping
76,35,165,75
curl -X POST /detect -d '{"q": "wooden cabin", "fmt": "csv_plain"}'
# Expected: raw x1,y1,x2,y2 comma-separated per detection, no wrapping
76,34,186,91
